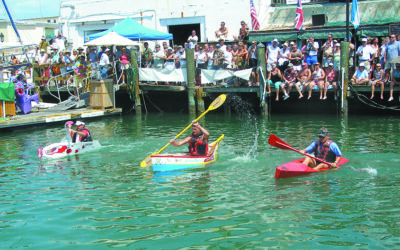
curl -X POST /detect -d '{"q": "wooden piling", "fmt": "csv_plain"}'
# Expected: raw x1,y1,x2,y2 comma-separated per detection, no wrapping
185,48,196,115
196,87,205,113
131,50,142,115
340,42,349,117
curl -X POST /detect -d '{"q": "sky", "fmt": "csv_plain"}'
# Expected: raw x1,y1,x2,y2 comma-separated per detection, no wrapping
0,0,62,20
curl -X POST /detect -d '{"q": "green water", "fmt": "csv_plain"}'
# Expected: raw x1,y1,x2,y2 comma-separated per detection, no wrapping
1,112,400,249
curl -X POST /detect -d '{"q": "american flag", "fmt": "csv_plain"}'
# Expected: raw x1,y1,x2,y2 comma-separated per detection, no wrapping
250,0,260,30
294,0,304,30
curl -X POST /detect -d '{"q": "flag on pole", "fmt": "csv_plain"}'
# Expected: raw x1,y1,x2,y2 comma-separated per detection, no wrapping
351,0,360,29
294,0,304,30
250,0,260,30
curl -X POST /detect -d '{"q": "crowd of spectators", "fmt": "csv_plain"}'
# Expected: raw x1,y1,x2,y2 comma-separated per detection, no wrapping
34,26,400,102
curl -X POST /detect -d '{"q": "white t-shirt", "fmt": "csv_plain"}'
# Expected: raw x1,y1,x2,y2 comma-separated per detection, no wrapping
224,50,233,67
356,45,374,61
99,53,109,66
267,45,280,64
153,49,165,68
196,52,207,64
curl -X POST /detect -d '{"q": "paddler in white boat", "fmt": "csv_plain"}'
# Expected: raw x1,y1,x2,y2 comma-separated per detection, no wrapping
68,121,93,143
169,121,210,156
299,127,342,170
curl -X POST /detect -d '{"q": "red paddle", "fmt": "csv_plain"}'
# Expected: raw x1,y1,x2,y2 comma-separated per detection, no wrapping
268,134,334,167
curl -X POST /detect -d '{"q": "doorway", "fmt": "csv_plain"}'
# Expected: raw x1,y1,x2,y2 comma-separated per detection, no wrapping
168,24,200,46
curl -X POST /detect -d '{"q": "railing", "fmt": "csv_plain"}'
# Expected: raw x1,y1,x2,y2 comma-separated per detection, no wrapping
272,0,330,6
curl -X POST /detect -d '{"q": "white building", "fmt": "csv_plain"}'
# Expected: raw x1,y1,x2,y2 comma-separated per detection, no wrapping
60,0,271,48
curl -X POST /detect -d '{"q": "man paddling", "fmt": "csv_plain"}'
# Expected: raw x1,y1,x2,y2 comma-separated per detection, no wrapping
300,127,342,170
169,121,210,156
68,121,93,143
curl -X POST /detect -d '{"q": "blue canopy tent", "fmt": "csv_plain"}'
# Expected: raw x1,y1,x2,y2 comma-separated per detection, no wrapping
88,17,173,41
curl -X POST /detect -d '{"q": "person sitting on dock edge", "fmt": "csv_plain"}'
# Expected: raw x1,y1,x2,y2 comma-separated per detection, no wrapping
169,121,210,156
68,121,93,143
300,127,342,170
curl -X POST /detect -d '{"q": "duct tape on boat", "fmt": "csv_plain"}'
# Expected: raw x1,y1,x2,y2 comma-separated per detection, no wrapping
81,111,104,118
45,115,71,123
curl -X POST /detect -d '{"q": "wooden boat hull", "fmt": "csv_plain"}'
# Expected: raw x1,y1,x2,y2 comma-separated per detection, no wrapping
38,140,101,160
151,135,224,172
275,157,349,179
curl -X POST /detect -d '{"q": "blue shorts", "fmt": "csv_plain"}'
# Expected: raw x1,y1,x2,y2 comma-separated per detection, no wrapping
267,80,282,89
306,55,318,65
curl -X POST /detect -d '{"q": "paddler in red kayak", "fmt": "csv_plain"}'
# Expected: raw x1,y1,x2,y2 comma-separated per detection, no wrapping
299,127,342,170
169,121,210,156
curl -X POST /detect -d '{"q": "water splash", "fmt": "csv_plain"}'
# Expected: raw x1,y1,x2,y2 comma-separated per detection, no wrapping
348,165,378,176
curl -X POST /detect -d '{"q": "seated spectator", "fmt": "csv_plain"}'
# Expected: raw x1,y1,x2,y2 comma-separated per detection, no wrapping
295,63,312,99
236,21,249,42
309,62,325,100
266,63,283,101
278,42,290,73
388,63,400,101
351,62,369,86
356,38,374,73
289,43,302,71
281,63,298,100
215,21,229,40
324,63,338,100
370,63,385,99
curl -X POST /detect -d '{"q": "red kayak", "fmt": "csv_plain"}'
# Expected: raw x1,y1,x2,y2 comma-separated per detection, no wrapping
275,157,349,179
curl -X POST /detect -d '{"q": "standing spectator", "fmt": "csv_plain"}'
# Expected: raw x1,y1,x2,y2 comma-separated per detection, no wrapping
266,38,280,71
99,48,110,79
305,36,319,67
77,47,85,57
379,37,389,68
333,43,341,72
207,44,214,69
212,44,224,70
351,63,369,86
321,34,334,51
141,42,152,68
289,43,303,71
309,62,325,100
164,47,176,70
236,42,247,70
267,63,283,101
389,63,400,101
195,47,208,80
370,63,385,99
36,49,48,65
322,42,334,68
295,63,312,99
153,44,165,69
118,47,130,84
218,38,227,52
88,47,98,69
64,50,73,76
70,49,78,62
370,37,380,70
188,30,198,49
73,55,87,100
247,41,258,86
54,32,66,51
278,42,290,73
224,45,233,69
356,38,375,72
231,43,239,69
237,21,249,42
176,46,186,68
384,34,400,83
215,21,229,40
324,63,337,100
281,63,298,100
38,36,50,53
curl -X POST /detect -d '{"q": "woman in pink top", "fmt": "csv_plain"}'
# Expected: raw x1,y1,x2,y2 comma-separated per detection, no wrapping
324,63,337,100
118,47,130,84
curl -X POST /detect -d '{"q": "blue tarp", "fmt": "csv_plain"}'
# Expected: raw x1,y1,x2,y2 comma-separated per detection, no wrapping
88,17,173,41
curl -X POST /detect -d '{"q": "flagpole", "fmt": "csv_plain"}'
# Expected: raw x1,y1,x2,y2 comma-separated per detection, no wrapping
346,0,349,41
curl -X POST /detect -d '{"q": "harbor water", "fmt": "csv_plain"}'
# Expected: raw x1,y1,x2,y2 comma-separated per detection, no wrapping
1,108,400,249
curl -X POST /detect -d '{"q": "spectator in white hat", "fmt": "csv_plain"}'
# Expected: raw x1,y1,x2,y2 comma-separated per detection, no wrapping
67,120,93,143
351,62,369,86
266,38,280,71
356,37,375,72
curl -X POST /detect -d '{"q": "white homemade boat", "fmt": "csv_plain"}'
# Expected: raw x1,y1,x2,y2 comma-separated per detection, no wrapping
151,134,224,172
38,140,101,160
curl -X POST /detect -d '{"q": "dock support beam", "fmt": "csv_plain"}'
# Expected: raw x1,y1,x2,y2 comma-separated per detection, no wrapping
340,42,349,117
186,48,196,115
131,50,142,115
196,87,205,113
256,43,268,116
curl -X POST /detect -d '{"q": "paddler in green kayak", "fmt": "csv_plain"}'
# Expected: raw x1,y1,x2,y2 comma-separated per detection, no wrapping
169,121,210,156
299,127,342,170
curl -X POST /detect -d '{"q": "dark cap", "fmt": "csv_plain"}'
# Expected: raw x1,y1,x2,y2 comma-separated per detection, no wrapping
318,127,329,137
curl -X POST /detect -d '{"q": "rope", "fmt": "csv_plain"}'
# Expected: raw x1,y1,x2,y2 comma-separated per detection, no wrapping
348,83,400,111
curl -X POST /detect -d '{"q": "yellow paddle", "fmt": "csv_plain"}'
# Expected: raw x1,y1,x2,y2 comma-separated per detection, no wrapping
140,94,227,167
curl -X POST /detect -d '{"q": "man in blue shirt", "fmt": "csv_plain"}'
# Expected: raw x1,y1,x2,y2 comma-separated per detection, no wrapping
300,127,342,170
384,34,400,82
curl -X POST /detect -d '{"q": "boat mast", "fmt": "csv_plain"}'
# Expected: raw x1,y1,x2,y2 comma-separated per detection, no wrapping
1,0,23,44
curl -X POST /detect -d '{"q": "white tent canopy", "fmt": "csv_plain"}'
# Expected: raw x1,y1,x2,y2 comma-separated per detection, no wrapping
84,31,139,46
